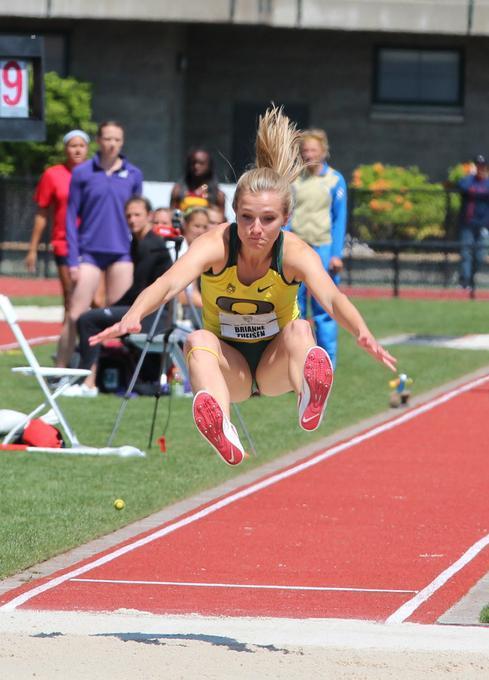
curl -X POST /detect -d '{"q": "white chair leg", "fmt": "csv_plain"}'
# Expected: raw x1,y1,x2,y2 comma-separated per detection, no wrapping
0,295,82,447
3,405,44,444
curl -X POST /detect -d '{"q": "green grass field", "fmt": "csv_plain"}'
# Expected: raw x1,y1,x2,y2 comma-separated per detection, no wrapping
10,295,61,307
1,297,489,579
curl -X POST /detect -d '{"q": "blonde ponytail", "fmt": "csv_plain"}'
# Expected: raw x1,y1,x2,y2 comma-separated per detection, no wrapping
233,105,305,215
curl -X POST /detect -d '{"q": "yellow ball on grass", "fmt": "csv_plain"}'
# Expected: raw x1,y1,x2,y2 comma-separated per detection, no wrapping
114,498,125,510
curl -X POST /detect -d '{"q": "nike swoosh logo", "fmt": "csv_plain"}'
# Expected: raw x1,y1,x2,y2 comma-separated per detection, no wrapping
257,285,274,293
302,413,320,423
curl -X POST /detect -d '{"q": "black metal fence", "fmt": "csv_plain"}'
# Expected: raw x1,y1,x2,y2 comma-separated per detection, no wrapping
0,176,53,277
0,177,38,242
343,239,488,297
345,186,487,295
1,179,486,294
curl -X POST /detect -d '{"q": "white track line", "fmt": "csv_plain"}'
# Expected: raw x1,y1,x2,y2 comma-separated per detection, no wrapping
1,372,488,613
386,533,489,624
71,578,416,594
0,334,59,351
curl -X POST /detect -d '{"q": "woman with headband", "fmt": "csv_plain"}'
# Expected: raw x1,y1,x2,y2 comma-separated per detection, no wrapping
26,129,90,367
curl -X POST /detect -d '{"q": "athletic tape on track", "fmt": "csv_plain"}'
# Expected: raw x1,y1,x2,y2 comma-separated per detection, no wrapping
2,372,489,614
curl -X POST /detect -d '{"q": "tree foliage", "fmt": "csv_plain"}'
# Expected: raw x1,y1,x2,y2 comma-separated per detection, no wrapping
446,161,476,217
0,72,97,178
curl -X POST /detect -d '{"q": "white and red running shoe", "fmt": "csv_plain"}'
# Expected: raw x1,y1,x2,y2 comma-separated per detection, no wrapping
298,346,334,432
192,390,245,466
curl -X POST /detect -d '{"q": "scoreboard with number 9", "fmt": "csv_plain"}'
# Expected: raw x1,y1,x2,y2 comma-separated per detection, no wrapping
0,35,45,141
1,59,29,118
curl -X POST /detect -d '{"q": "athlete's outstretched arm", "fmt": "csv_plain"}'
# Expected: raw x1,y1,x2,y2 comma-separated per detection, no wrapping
89,229,225,345
285,235,397,371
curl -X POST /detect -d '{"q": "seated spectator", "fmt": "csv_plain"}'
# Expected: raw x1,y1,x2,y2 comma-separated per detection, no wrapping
152,207,173,238
63,197,172,397
177,207,209,320
207,203,226,229
182,206,209,246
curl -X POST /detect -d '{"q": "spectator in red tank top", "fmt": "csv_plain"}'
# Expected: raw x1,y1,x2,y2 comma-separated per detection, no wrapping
25,130,90,366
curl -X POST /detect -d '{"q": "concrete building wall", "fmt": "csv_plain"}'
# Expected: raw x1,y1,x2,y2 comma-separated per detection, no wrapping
2,14,489,183
183,23,489,182
298,0,472,34
4,0,489,36
0,16,186,180
68,21,186,180
49,0,230,22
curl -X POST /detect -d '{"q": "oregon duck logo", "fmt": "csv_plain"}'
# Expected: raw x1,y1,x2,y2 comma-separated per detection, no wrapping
226,284,236,294
216,296,274,315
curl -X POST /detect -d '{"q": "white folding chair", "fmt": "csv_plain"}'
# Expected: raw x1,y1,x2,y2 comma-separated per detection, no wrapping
1,294,146,456
0,294,91,446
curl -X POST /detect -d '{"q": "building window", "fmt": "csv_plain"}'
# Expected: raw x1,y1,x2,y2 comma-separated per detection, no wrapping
374,47,463,108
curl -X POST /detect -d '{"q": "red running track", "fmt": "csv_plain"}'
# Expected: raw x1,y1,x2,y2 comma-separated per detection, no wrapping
2,274,489,301
341,285,489,301
1,376,489,623
1,278,62,348
0,276,61,297
0,321,61,350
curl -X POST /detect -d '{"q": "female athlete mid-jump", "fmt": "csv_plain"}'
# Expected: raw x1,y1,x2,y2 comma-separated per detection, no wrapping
90,107,396,466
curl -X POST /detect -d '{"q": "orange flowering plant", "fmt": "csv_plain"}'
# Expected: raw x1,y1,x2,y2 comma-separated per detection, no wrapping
350,164,446,241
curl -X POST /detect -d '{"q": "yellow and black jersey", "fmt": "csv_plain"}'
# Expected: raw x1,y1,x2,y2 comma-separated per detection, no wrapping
201,223,300,343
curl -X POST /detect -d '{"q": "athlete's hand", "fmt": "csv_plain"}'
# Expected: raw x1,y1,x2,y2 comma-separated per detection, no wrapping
89,314,142,346
357,332,397,372
69,266,79,283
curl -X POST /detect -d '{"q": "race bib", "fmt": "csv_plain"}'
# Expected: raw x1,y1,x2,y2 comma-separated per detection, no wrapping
219,311,279,341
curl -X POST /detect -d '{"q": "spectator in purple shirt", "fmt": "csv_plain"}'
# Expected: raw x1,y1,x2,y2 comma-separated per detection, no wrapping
61,120,143,367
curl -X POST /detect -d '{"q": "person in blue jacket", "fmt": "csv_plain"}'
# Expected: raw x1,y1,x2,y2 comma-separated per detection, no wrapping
457,154,489,289
288,128,347,368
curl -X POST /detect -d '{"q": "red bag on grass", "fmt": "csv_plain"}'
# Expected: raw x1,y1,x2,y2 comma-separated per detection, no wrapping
21,419,64,448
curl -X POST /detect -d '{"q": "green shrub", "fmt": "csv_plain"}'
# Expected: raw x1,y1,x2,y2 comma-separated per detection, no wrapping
350,163,446,241
448,161,475,184
0,72,97,178
446,161,476,219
